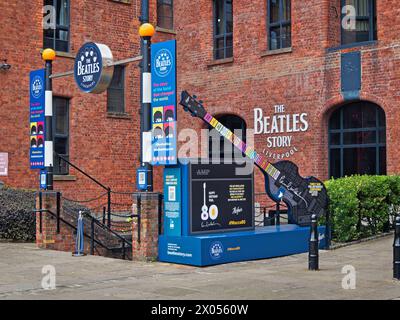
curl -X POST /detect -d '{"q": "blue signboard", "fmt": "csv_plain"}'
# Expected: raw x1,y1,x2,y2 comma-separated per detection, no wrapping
74,42,113,94
341,51,361,100
151,40,177,165
164,167,181,236
29,69,46,169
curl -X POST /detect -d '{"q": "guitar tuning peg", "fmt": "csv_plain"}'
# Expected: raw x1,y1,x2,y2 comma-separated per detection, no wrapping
199,100,204,105
193,95,197,99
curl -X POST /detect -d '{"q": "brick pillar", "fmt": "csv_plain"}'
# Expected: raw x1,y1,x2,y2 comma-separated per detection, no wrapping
35,191,75,252
132,192,162,261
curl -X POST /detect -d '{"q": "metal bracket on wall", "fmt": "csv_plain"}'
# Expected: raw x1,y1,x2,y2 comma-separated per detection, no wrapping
49,55,143,79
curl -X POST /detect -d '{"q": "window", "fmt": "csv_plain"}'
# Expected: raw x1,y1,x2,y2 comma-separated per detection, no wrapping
329,101,386,178
213,0,233,60
209,114,246,160
268,0,291,50
157,0,173,30
107,66,125,113
43,0,70,52
53,97,70,175
341,0,377,45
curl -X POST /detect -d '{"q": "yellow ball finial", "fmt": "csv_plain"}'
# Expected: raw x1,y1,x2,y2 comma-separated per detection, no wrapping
42,48,56,61
139,23,155,38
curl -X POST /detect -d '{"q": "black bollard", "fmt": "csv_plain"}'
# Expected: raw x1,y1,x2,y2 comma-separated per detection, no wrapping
276,201,281,226
309,214,319,271
394,216,400,280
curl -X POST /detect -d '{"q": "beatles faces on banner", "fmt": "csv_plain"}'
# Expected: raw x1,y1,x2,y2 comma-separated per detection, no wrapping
152,106,175,140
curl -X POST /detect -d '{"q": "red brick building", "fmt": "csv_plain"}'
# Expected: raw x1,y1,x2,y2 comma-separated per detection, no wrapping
1,0,399,200
174,0,400,195
0,0,172,200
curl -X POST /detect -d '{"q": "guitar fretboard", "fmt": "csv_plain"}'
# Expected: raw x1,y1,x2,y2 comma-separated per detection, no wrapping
204,112,281,180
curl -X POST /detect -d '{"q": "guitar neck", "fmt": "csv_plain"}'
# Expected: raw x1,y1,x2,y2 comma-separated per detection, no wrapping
202,112,281,180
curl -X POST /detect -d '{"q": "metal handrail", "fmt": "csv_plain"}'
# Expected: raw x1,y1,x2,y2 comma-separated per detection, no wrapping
81,210,134,247
33,208,111,250
55,153,113,227
55,153,109,191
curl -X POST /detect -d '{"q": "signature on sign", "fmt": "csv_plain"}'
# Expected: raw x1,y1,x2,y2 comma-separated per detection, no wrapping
232,206,243,215
279,175,309,207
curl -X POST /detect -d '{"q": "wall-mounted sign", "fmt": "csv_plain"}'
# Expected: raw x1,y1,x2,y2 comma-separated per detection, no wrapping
0,153,8,176
254,105,309,160
30,69,46,169
151,40,177,166
74,42,114,94
189,161,254,234
137,166,148,191
40,169,47,189
164,167,182,236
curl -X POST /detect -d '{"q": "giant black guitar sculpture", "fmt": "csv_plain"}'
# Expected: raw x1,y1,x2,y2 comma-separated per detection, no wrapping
180,91,328,226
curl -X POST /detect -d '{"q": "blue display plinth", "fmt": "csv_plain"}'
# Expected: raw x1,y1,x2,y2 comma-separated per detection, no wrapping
159,224,326,267
159,160,328,267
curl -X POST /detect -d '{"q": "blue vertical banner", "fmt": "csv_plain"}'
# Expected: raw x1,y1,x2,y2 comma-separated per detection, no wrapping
151,40,177,165
164,167,181,236
29,69,46,169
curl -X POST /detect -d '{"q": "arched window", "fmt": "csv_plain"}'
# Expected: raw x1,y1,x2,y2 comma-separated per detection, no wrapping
208,114,246,161
329,101,386,178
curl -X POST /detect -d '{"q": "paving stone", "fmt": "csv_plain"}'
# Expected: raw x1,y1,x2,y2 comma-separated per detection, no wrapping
0,236,398,300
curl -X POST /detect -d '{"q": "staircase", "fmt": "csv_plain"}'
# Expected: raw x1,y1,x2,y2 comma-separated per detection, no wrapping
62,203,133,260
43,154,137,260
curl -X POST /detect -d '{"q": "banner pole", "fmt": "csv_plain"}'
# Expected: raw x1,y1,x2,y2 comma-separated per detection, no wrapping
42,49,56,191
139,19,155,191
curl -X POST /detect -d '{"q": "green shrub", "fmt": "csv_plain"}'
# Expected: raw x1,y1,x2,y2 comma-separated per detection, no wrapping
0,187,36,242
325,175,399,243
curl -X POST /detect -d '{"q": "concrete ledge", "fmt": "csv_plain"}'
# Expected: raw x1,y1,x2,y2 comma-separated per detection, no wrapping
261,47,292,57
40,49,75,59
54,175,77,181
133,192,162,200
106,112,132,120
207,57,234,67
156,26,177,35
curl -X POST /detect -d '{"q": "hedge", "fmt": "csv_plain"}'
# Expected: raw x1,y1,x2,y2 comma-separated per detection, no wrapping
0,186,91,242
0,187,36,242
325,175,400,243
1,176,399,243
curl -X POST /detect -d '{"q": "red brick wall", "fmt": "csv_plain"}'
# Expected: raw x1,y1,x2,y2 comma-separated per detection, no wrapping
1,1,44,189
0,0,143,200
1,0,400,202
173,0,400,196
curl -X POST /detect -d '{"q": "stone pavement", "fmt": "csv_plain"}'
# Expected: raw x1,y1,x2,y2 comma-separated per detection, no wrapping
0,236,399,300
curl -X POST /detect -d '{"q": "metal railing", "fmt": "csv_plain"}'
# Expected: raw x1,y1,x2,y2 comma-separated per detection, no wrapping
56,153,138,232
56,153,113,227
34,208,111,251
34,191,137,260
81,210,134,259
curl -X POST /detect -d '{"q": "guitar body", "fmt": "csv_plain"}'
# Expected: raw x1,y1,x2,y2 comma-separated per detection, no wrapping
264,161,328,226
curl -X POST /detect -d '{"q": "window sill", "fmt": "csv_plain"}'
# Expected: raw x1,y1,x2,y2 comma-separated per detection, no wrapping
40,49,75,59
107,112,132,120
260,47,292,57
207,57,234,67
156,26,177,35
54,175,76,181
327,41,378,53
108,0,132,4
